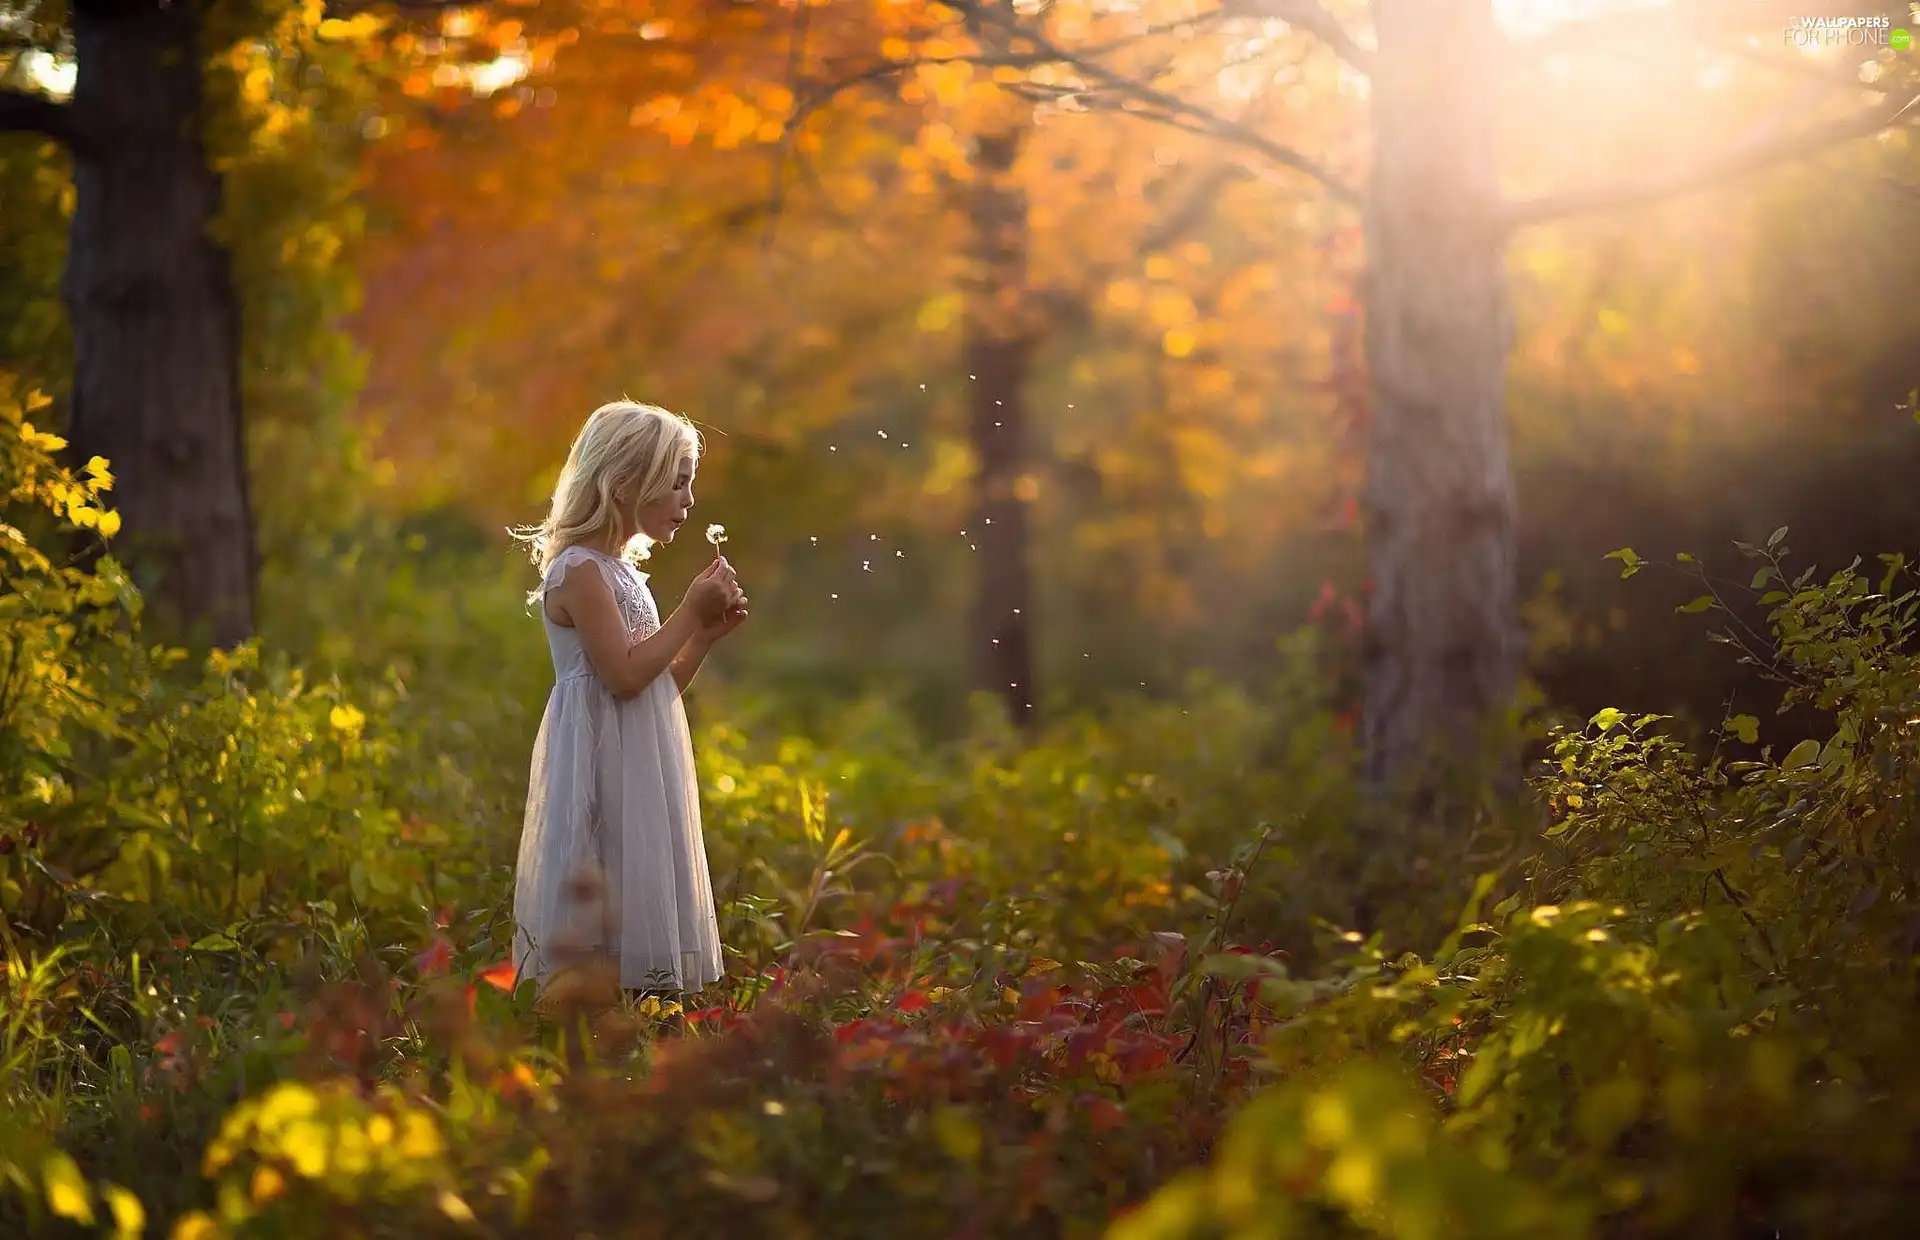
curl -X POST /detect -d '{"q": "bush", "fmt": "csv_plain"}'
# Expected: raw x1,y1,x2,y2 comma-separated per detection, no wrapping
7,405,1920,1240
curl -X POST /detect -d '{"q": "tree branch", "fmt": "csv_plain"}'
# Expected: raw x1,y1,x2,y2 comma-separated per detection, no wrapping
1501,92,1920,231
1218,0,1372,74
0,87,76,146
949,0,1358,203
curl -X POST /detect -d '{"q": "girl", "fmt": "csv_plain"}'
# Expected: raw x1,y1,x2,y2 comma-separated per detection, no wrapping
511,400,748,1010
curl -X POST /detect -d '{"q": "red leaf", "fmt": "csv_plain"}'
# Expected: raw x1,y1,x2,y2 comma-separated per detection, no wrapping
476,959,517,992
412,936,453,977
1080,1094,1127,1133
896,991,929,1013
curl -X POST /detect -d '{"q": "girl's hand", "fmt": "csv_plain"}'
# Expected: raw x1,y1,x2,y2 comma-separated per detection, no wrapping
686,557,738,621
702,601,750,643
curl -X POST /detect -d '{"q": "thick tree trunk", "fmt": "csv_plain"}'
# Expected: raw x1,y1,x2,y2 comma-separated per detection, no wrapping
1359,0,1519,797
963,125,1038,730
959,14,1039,731
62,0,255,647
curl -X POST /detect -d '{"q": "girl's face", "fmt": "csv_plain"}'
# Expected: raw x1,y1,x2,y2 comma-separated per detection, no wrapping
630,458,696,545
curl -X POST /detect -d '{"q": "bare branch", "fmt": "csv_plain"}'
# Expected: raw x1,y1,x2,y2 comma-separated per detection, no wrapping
1136,160,1253,255
949,0,1358,202
0,87,76,146
1218,0,1372,74
1502,92,1920,231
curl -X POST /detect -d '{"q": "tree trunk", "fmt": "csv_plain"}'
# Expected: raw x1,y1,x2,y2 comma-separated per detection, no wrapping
960,20,1039,731
62,0,255,647
1359,0,1519,798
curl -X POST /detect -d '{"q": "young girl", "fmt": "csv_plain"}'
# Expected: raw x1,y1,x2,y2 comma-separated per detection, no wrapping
511,400,748,1007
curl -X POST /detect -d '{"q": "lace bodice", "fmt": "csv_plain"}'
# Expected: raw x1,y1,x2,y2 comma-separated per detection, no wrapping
536,546,660,683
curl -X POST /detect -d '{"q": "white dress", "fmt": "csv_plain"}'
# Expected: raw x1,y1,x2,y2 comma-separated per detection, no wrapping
512,545,724,993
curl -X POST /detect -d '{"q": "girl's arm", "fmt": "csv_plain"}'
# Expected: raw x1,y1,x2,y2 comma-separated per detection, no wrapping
549,560,710,699
669,634,714,696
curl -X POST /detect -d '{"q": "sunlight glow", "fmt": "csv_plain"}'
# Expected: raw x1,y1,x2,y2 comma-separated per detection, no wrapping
24,50,76,100
467,55,532,97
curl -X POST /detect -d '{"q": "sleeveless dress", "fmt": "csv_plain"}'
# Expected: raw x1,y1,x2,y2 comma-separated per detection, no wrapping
512,545,724,993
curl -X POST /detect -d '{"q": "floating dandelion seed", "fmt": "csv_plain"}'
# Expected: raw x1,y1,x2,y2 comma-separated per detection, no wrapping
705,523,728,550
895,550,904,557
878,430,888,439
919,383,926,390
991,639,1000,645
995,421,1002,427
969,374,977,380
862,561,872,571
810,536,818,545
830,446,838,452
831,593,839,599
870,534,879,541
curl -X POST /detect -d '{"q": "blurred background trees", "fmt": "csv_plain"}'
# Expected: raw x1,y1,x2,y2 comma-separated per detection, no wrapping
3,0,1917,766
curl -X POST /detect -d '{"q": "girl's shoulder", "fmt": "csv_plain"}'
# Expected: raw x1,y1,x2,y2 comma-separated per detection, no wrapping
541,545,650,594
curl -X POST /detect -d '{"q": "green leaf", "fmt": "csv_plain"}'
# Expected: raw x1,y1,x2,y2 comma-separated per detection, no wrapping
1783,739,1822,770
1767,526,1789,549
1725,715,1760,745
1590,707,1624,733
1678,595,1715,614
1457,1042,1507,1107
1605,547,1641,579
1751,566,1777,589
191,934,240,952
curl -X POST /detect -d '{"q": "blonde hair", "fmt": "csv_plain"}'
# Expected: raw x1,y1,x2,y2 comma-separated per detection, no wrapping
513,400,703,575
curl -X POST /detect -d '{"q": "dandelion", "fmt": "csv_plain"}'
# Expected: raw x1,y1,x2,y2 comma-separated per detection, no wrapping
706,523,728,550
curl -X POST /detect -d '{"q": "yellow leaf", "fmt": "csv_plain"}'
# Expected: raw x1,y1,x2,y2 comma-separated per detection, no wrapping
1023,957,1062,976
916,292,963,333
328,703,366,736
398,1112,443,1160
21,422,67,452
932,1107,982,1164
253,1165,288,1203
257,1082,320,1127
439,1191,476,1222
43,1152,95,1225
103,1184,146,1239
1163,328,1197,359
170,1213,221,1240
97,509,122,538
278,1120,329,1178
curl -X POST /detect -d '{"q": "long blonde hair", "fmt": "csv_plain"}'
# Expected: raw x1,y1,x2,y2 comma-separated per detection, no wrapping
513,400,703,575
